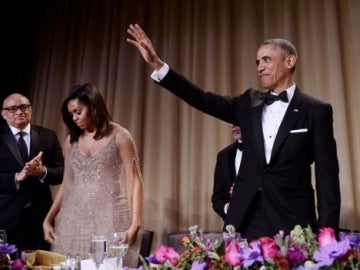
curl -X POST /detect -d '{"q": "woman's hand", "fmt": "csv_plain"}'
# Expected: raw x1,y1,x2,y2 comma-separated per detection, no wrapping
124,226,140,245
43,219,57,243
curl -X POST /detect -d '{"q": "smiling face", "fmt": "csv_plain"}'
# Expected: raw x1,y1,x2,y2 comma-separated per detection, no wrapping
256,43,296,93
67,98,94,131
1,93,32,129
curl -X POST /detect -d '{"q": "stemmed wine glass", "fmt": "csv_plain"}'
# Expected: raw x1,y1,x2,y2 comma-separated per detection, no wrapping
108,232,129,270
89,235,107,270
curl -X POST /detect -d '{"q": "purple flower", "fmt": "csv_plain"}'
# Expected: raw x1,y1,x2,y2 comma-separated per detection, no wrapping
0,243,17,254
146,254,160,264
287,244,307,265
313,238,350,267
239,241,264,268
339,231,360,250
190,260,206,270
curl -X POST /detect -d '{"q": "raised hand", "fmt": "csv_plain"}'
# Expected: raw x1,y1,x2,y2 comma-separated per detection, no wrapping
126,24,164,70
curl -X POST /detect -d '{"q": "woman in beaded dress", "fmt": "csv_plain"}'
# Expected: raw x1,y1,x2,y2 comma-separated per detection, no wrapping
43,84,143,268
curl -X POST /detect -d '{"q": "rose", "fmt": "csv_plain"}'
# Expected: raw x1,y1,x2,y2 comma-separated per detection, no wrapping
318,228,336,248
154,245,180,266
259,236,279,260
225,242,242,266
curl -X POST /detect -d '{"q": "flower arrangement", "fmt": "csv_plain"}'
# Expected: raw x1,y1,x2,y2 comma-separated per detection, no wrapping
138,225,360,270
0,244,24,270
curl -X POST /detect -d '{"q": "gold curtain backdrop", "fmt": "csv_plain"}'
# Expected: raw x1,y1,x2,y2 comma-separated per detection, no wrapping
26,0,360,250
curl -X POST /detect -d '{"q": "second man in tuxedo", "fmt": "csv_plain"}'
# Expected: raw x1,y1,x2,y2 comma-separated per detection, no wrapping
212,124,242,222
0,93,64,252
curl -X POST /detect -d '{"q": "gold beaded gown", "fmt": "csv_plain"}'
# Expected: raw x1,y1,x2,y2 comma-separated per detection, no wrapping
52,125,143,267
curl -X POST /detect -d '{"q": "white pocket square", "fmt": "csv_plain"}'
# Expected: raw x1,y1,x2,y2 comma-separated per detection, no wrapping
290,128,308,133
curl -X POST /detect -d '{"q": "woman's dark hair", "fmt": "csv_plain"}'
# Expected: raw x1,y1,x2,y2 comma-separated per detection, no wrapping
61,83,113,143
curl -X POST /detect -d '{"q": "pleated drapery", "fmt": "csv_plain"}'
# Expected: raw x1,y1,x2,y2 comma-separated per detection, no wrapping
23,0,360,250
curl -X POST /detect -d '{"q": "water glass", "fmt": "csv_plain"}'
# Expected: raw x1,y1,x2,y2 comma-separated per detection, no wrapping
89,235,107,269
108,232,129,270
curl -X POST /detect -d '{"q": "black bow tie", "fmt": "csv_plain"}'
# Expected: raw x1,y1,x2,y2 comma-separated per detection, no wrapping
263,90,288,105
237,142,243,151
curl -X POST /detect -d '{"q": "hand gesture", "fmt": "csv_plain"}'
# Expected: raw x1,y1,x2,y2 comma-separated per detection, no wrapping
26,151,45,177
16,152,45,182
126,24,164,70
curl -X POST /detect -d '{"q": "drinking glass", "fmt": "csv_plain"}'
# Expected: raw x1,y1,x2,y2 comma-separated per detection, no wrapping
89,235,107,270
108,232,129,270
0,230,7,246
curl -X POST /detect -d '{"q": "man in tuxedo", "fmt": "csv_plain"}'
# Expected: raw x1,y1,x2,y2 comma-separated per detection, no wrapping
127,24,341,240
212,124,242,222
0,93,64,252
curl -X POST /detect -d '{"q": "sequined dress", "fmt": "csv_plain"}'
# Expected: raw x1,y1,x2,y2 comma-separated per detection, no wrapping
52,126,141,267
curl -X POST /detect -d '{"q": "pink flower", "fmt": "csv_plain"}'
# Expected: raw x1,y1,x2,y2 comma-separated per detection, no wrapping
318,228,336,248
225,242,242,266
260,236,279,260
11,259,25,270
154,245,180,266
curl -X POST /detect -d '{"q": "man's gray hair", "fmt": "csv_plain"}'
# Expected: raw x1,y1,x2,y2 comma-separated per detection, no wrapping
262,38,297,58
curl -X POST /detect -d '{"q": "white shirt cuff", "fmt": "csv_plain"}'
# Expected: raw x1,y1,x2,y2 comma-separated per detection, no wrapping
224,203,229,215
38,166,47,182
151,63,170,82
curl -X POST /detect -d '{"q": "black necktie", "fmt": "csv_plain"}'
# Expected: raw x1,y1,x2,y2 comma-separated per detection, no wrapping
18,131,28,162
237,142,243,151
264,90,288,105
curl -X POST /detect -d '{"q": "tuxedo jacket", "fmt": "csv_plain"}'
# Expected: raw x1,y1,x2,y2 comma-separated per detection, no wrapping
0,123,64,249
211,141,238,221
157,68,341,237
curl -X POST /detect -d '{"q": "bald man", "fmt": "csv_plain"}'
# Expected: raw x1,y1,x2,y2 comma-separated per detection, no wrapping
0,93,64,252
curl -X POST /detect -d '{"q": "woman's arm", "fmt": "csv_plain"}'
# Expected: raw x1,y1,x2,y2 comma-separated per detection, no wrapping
43,135,74,243
116,127,143,244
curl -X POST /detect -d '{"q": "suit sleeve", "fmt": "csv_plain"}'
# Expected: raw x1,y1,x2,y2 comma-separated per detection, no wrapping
212,149,233,221
158,68,241,125
313,104,340,231
42,130,64,185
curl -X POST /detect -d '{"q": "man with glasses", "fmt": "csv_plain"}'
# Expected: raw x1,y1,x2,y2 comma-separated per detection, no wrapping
0,93,64,253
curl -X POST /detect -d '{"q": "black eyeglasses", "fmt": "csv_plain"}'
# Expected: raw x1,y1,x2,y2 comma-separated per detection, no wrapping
2,104,31,114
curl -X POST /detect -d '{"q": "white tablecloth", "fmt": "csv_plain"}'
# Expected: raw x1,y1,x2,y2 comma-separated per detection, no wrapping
81,258,134,270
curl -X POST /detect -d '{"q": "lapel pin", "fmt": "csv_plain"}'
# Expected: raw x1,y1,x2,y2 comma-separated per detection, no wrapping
293,109,299,112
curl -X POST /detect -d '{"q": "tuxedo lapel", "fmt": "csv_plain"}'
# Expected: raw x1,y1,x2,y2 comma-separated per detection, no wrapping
0,125,25,166
271,88,306,160
29,126,41,159
251,105,267,164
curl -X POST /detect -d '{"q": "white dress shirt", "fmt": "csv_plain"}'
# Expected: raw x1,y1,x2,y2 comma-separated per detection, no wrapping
9,124,31,154
235,140,242,176
262,85,295,163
